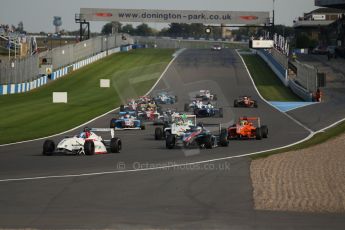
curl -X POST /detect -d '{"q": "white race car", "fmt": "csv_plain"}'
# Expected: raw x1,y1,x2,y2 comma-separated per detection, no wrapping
42,128,122,155
212,44,222,51
195,90,217,101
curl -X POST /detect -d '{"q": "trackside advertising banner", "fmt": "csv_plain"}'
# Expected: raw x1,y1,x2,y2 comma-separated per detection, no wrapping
80,8,270,25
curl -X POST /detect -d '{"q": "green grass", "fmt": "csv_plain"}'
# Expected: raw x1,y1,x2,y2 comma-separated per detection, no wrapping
251,120,345,160
242,54,345,159
242,54,301,102
0,48,174,144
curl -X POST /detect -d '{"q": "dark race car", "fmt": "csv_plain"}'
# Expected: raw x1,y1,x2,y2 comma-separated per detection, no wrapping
165,123,229,149
233,96,258,108
193,105,223,118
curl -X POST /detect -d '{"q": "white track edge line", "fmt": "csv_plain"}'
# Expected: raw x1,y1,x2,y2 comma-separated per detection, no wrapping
0,132,315,183
236,49,314,134
0,49,183,147
1,49,344,182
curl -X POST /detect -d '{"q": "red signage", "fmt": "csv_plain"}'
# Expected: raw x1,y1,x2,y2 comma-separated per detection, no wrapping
95,13,113,17
240,16,259,20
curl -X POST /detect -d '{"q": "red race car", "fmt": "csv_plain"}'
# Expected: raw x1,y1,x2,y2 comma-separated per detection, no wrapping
227,117,268,140
234,96,258,108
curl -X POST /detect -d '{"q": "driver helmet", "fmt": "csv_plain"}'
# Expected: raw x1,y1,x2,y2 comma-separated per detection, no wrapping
83,127,91,138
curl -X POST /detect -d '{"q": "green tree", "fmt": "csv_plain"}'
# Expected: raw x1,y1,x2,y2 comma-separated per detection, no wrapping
135,23,154,36
296,32,317,48
121,24,135,35
101,21,122,35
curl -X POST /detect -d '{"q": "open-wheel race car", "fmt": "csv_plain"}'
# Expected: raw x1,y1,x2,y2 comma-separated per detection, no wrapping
119,104,138,115
110,113,145,130
42,127,122,156
154,114,195,140
234,96,258,108
212,44,222,51
193,104,223,118
165,122,229,149
227,117,268,140
152,92,177,104
194,90,217,101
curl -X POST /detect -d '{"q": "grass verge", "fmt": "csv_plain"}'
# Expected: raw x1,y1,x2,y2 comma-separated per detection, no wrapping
251,120,345,160
242,54,301,102
0,48,174,144
242,53,345,159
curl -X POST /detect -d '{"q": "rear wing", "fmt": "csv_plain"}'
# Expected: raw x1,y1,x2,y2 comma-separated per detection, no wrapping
239,117,261,127
201,123,223,134
172,114,196,125
91,128,115,138
119,110,136,115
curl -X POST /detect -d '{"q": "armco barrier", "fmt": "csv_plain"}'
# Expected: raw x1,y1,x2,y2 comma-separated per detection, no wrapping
288,79,313,101
256,49,288,86
0,75,48,94
0,46,125,95
255,49,315,102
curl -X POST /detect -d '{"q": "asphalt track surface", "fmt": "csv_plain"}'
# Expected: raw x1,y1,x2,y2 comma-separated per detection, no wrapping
0,49,344,229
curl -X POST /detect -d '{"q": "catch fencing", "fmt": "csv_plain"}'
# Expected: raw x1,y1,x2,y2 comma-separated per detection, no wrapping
133,36,247,49
0,54,39,84
293,60,318,93
271,48,288,69
0,34,132,85
257,49,318,101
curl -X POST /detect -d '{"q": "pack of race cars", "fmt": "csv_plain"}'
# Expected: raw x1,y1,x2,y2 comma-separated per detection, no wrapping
42,90,268,155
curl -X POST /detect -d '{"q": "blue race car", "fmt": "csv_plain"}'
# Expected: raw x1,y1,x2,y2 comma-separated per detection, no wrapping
110,113,145,130
153,92,177,104
119,105,137,115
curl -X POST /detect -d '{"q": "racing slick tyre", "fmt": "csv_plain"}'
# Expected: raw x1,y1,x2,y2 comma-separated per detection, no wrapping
255,128,262,140
218,108,223,118
166,134,176,149
261,125,268,138
254,100,258,108
110,118,117,128
204,135,214,149
193,108,200,116
234,99,239,107
120,104,125,112
184,103,189,112
155,127,163,140
84,140,95,155
43,140,55,156
140,124,146,130
219,129,229,147
110,138,122,153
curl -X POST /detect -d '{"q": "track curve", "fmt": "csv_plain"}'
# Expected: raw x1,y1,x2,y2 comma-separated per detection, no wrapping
0,49,344,229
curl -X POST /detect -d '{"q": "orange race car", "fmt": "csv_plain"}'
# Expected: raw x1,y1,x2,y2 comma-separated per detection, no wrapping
234,96,258,108
227,117,268,140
